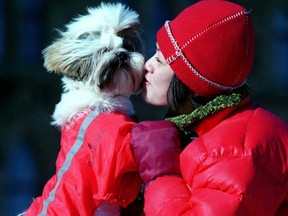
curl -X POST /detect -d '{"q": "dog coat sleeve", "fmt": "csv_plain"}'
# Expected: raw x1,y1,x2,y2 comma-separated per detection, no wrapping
89,113,142,207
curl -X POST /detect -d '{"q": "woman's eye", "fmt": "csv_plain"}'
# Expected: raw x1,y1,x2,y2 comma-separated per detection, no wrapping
155,56,162,64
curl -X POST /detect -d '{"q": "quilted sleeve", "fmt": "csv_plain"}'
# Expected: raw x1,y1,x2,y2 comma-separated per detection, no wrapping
143,156,251,216
144,176,191,216
145,141,286,215
144,176,249,216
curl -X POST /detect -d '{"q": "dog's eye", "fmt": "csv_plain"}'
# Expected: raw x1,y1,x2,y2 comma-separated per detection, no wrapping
78,33,90,39
92,31,101,38
78,31,101,39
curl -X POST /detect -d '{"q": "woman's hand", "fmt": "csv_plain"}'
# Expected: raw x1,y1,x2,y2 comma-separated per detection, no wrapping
131,120,181,187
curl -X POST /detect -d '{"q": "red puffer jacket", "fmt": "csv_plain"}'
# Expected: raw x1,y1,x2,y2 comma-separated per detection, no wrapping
136,100,288,215
24,110,141,216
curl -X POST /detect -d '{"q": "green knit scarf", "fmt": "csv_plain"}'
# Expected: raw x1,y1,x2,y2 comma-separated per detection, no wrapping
166,85,251,135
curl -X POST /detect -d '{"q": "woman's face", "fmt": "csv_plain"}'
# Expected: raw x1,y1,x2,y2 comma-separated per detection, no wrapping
141,44,174,106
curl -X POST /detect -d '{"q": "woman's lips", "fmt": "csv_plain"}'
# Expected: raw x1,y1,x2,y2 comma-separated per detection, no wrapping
140,78,148,89
144,75,150,84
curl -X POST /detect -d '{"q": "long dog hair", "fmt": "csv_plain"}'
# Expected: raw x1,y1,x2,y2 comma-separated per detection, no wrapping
43,2,145,127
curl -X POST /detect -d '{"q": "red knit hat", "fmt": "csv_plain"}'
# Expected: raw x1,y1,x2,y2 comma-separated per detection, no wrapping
157,0,255,98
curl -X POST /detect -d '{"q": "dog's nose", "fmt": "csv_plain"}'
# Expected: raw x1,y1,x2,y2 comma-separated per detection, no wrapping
117,51,128,62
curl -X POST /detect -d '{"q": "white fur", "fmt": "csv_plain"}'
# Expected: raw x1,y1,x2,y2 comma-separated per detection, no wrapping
52,77,135,126
65,3,139,39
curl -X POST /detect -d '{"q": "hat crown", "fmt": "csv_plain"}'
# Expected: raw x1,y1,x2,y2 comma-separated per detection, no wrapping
157,0,255,98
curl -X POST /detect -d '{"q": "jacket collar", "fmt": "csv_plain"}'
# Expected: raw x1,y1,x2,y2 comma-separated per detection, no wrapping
166,85,253,136
194,97,252,136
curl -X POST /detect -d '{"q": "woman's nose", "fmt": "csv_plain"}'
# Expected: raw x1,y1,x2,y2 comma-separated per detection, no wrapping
144,57,153,73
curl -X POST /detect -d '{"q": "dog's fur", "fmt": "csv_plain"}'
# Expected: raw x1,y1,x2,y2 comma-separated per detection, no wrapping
42,2,144,215
44,2,144,127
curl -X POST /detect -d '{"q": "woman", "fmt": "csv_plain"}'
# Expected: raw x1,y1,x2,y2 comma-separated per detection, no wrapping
131,0,288,215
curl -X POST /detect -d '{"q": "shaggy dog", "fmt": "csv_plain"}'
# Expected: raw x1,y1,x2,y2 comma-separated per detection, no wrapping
22,2,144,215
46,3,144,126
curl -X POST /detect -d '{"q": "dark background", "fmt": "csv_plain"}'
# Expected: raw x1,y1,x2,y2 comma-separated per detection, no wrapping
0,0,287,215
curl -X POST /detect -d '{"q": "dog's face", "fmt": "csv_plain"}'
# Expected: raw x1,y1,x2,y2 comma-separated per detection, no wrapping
43,3,145,96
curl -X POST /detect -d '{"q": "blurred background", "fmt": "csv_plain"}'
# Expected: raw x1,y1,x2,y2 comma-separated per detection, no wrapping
0,0,287,215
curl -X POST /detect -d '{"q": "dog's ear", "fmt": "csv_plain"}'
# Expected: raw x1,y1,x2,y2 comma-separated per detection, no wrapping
42,39,92,80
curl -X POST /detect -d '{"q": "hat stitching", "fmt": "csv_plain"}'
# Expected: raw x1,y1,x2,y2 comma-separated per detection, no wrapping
233,11,252,85
165,21,181,65
165,24,242,90
164,9,251,90
182,9,251,51
165,20,236,90
167,9,251,63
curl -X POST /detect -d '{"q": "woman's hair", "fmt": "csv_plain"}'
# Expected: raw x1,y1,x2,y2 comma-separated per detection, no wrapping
166,75,207,149
166,75,209,117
